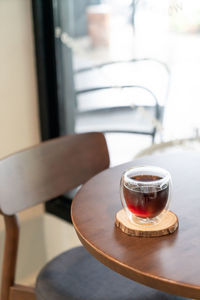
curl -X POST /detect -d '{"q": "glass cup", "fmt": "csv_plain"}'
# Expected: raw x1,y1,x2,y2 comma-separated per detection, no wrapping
120,166,172,225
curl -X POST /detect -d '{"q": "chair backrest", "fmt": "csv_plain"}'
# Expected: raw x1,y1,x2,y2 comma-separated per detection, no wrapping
0,132,109,216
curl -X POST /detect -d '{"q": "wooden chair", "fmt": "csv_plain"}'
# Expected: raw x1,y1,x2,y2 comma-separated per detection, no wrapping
0,132,109,300
0,132,186,300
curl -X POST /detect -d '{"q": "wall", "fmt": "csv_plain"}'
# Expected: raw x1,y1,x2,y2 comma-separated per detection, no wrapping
0,0,81,289
0,0,42,287
0,0,40,158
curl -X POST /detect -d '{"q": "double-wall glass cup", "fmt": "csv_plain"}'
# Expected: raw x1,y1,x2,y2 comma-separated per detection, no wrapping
120,166,172,225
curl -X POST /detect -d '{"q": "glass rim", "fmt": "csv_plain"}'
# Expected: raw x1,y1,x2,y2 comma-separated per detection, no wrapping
123,165,171,186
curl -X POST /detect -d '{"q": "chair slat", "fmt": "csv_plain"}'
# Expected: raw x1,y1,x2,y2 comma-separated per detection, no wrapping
0,133,109,215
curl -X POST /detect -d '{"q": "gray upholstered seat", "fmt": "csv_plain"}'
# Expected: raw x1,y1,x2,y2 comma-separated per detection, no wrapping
36,246,187,300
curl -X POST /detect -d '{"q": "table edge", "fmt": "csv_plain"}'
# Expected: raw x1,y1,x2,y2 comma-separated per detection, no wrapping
72,210,200,299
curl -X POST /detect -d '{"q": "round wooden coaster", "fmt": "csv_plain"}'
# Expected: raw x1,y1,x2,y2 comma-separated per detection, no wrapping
115,209,178,237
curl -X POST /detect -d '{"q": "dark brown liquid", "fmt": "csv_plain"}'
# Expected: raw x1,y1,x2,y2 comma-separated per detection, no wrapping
123,175,169,218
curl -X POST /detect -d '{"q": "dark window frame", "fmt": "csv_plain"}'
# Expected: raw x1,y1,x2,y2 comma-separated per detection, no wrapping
32,0,60,140
32,0,72,222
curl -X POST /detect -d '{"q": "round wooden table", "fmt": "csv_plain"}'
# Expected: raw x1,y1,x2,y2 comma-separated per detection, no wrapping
71,151,200,299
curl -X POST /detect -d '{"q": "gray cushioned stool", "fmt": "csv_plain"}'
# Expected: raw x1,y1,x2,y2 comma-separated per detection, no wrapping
36,246,188,300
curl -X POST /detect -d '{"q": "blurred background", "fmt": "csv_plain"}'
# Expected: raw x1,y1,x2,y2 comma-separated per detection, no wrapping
1,0,200,289
1,0,200,163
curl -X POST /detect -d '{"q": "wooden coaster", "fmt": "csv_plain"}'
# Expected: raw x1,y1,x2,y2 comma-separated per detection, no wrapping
115,209,178,237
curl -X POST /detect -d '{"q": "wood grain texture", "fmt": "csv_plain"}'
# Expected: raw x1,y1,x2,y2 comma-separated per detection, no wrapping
72,151,200,299
0,133,109,300
0,214,19,300
0,132,109,215
115,209,178,237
